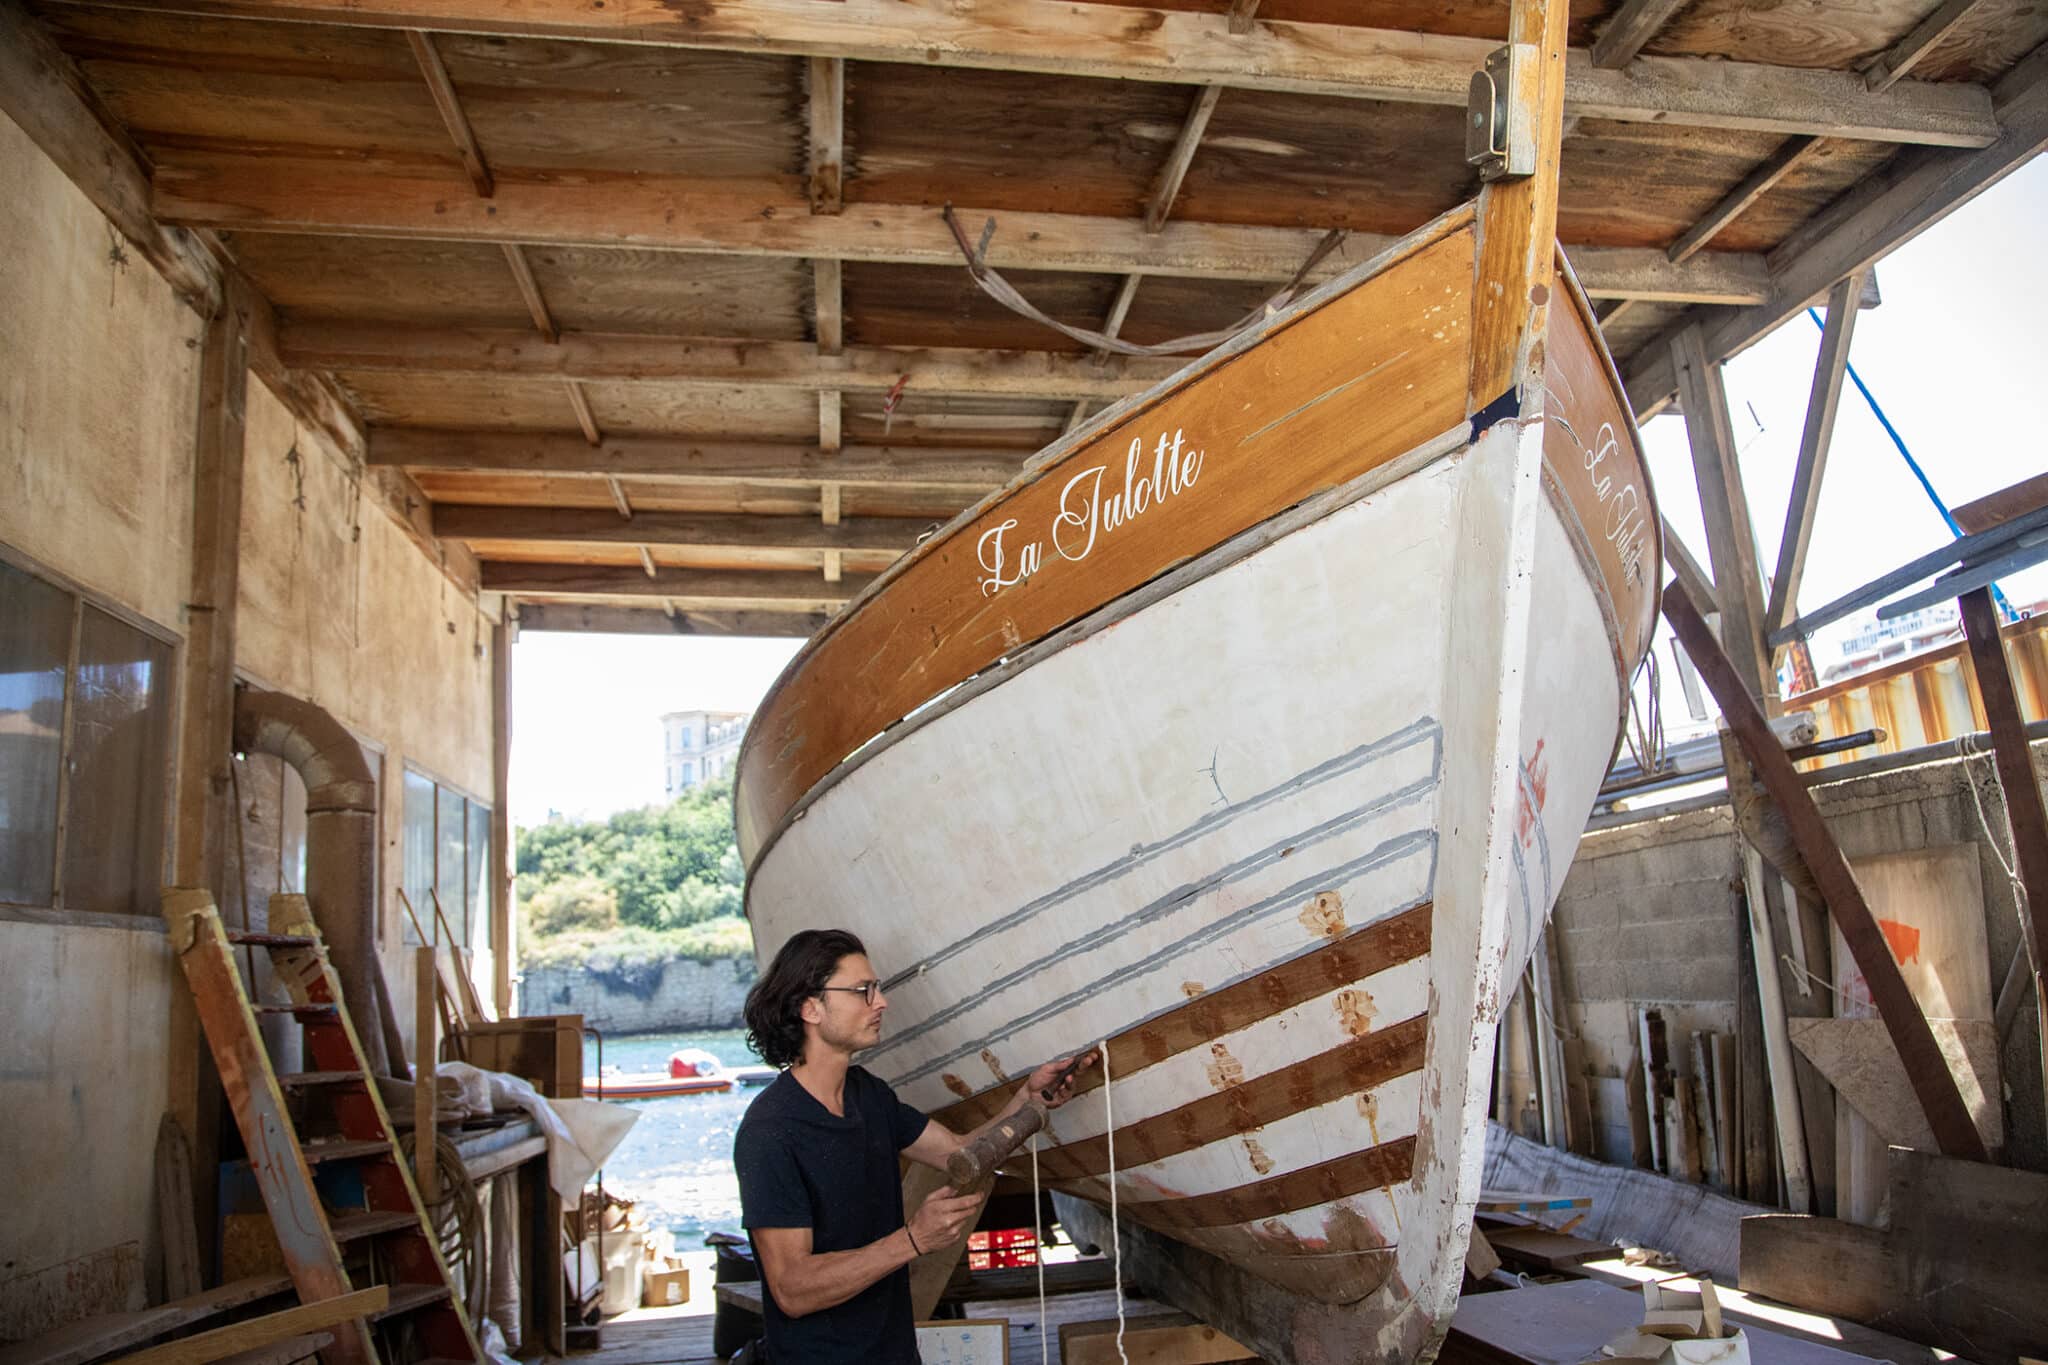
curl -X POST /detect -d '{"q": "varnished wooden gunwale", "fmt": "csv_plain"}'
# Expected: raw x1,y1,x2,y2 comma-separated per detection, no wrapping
930,901,1434,1131
733,206,1479,860
1035,1013,1428,1182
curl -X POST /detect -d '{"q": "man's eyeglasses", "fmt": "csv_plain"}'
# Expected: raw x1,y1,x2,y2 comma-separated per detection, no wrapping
817,981,883,1006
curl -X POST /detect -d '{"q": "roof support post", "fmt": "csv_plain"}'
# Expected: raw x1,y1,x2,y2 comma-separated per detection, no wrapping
1468,0,1571,412
1669,322,1772,707
1765,269,1865,646
1665,583,1990,1163
1956,586,2048,1133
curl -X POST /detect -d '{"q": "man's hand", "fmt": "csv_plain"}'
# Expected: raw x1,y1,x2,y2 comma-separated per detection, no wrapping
1023,1049,1100,1111
908,1184,983,1253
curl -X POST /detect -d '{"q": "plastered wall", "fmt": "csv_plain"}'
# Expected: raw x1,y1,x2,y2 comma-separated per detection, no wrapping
0,110,497,1336
0,112,197,1339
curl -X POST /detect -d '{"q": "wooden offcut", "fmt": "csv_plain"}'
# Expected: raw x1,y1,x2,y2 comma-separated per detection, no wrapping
1059,1311,1259,1365
105,1289,386,1365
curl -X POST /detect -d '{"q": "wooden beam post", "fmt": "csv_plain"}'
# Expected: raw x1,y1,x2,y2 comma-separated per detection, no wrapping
1669,322,1773,704
167,275,252,1276
1664,581,1989,1162
1468,0,1571,412
1956,585,2048,1128
490,617,513,1017
406,29,493,197
1765,269,1865,640
415,946,439,1201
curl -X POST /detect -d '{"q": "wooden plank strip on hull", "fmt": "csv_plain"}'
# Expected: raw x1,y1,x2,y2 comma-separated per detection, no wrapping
1126,1135,1419,1231
1037,1014,1429,1181
931,900,1435,1130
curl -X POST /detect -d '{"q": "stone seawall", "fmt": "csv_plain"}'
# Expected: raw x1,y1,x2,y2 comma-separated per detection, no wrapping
520,955,756,1034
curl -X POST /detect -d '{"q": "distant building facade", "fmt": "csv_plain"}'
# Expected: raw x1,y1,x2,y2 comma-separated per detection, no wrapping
663,709,750,796
1820,604,1961,684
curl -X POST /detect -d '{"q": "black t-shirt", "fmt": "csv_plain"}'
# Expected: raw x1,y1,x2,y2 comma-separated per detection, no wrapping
734,1066,932,1364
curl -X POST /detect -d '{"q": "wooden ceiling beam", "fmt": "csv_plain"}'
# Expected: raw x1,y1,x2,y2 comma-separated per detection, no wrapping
1764,267,1864,639
404,30,491,197
280,322,1188,400
515,601,828,638
155,160,1775,302
1590,0,1694,70
480,560,870,606
437,504,922,553
372,429,1025,490
1144,85,1223,234
1865,0,1990,93
1624,42,2048,418
1665,135,1825,264
78,0,1998,145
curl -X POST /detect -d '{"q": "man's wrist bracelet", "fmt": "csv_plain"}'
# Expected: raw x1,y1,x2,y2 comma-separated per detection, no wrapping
906,1227,922,1256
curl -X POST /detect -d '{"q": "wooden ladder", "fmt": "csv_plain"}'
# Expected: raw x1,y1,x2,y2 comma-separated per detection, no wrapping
164,888,484,1365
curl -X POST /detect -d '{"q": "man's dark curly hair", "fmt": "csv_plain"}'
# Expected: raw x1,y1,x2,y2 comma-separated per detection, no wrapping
744,928,868,1068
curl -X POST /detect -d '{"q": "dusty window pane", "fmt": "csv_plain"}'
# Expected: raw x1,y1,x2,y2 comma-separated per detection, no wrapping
437,785,466,946
403,769,435,943
0,561,72,905
62,606,172,916
468,799,492,952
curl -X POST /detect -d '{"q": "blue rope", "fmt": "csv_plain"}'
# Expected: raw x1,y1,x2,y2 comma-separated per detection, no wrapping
1807,307,2014,621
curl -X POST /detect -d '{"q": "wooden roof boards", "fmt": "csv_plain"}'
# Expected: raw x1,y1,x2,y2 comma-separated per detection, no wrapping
12,0,2045,636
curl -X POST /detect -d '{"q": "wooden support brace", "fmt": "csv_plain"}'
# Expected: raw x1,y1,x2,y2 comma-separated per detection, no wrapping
1664,580,1988,1161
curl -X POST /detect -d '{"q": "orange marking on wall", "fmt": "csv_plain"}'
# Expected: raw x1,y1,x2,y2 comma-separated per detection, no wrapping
1242,1136,1275,1176
1336,987,1378,1037
942,1073,972,1099
1181,980,1206,999
1878,918,1922,966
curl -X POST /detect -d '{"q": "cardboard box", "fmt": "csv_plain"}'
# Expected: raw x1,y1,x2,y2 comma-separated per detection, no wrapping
643,1264,690,1308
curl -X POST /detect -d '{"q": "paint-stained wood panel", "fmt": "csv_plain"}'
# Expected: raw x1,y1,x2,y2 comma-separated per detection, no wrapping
337,373,583,432
735,216,1477,852
406,470,976,522
841,393,1070,450
1643,0,2020,76
845,262,1120,354
1075,0,1614,45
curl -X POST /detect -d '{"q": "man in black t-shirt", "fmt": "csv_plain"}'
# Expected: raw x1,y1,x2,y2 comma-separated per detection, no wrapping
734,928,1091,1364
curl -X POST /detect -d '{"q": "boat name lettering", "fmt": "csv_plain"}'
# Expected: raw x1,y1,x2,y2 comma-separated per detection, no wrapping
1580,420,1648,586
975,428,1205,596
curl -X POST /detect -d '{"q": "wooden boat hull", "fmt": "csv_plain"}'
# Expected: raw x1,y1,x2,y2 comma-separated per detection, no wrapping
584,1073,735,1099
737,208,1657,1361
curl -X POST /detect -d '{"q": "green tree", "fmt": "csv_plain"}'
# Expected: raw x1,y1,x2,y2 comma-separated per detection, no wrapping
523,874,619,936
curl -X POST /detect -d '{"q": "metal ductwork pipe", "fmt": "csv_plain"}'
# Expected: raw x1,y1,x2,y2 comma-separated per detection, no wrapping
232,686,407,1077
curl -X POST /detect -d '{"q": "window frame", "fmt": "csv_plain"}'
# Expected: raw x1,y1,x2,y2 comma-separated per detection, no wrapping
398,761,495,954
0,541,180,933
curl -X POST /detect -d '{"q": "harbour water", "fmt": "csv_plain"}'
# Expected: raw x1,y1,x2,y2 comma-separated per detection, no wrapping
583,1027,764,1245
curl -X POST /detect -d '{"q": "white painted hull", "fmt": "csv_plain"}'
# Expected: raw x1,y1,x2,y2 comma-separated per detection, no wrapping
745,415,1628,1356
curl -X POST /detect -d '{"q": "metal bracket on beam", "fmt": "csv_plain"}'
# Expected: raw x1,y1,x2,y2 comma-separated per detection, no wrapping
1466,44,1539,182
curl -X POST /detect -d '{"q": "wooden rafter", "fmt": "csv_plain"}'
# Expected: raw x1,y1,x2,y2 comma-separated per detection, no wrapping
370,430,1024,491
1666,135,1824,265
78,0,2000,145
515,602,829,637
152,162,1777,302
1625,45,2048,418
479,561,870,606
501,244,559,342
1866,0,1990,93
279,322,1187,401
404,30,491,197
437,505,923,553
1590,0,1694,70
808,56,844,214
1763,269,1865,638
1144,85,1223,234
1226,0,1260,36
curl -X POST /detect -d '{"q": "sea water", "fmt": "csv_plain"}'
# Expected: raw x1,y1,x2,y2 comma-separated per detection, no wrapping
581,1027,764,1245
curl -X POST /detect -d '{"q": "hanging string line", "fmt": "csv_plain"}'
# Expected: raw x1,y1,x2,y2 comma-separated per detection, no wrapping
1030,1134,1047,1365
1101,1039,1129,1365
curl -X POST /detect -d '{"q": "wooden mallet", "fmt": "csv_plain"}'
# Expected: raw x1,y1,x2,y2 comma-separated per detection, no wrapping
945,1051,1097,1191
